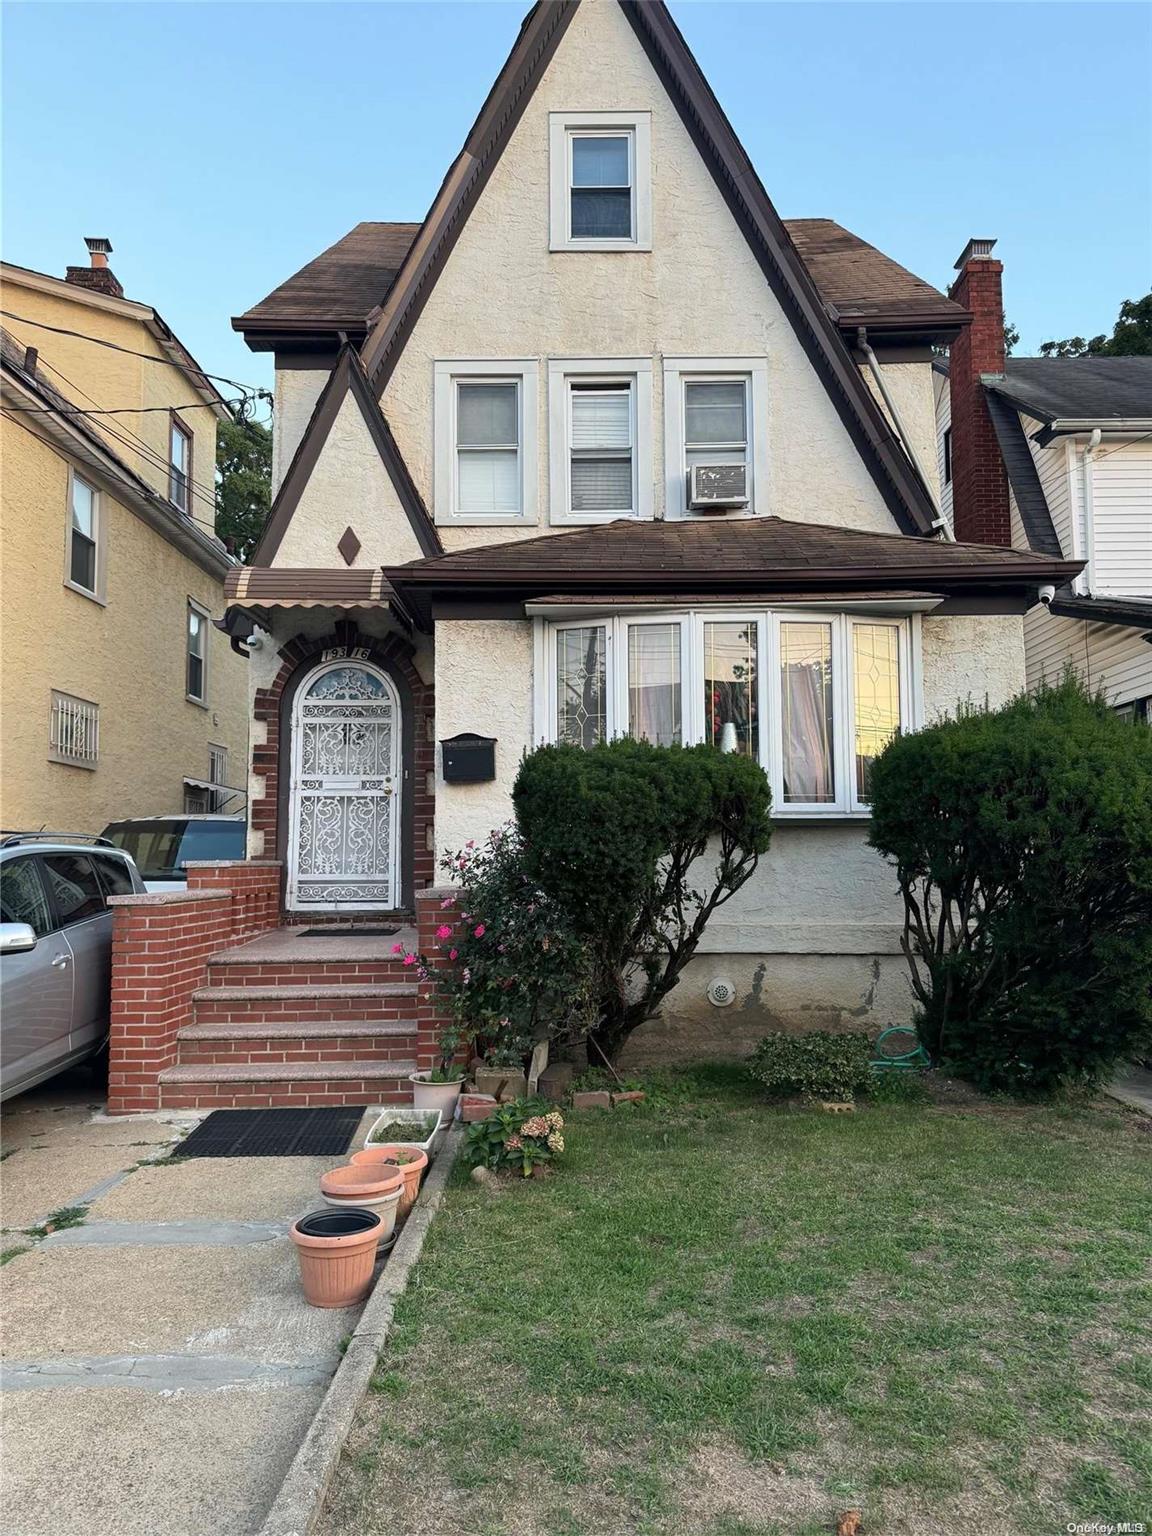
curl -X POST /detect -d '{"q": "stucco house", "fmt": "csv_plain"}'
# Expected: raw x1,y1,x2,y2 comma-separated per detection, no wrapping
934,243,1152,721
0,240,248,833
215,0,1078,1067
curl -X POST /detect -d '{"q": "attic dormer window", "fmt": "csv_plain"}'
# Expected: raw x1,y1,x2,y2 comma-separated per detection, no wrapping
549,112,652,252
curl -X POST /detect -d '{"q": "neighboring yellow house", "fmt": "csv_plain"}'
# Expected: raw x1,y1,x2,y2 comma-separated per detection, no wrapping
0,239,248,833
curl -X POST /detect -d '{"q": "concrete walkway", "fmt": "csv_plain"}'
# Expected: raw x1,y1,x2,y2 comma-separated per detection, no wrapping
1,1075,377,1536
1107,1066,1152,1117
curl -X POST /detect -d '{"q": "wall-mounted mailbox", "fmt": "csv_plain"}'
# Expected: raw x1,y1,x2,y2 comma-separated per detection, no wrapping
441,733,497,784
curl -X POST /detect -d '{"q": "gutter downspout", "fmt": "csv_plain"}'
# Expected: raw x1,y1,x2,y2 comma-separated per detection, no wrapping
856,327,953,540
1080,428,1101,595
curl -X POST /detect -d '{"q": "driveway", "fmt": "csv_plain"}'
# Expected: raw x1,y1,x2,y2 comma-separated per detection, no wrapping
1,1073,373,1536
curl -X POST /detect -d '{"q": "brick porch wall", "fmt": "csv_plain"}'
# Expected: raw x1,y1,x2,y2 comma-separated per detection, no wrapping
250,623,435,910
106,862,282,1114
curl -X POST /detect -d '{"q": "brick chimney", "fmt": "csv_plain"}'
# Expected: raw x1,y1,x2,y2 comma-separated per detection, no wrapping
947,238,1010,546
65,237,124,299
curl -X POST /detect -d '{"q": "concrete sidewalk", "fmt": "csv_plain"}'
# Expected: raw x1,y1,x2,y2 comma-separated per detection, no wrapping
1,1077,377,1536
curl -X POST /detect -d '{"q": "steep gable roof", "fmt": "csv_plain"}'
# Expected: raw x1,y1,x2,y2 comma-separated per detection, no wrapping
252,343,440,564
252,0,951,565
353,0,941,537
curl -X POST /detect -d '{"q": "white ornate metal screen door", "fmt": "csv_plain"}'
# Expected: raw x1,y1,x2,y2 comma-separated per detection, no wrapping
286,661,401,911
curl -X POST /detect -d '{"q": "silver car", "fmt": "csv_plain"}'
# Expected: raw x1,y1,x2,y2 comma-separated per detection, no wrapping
0,833,146,1102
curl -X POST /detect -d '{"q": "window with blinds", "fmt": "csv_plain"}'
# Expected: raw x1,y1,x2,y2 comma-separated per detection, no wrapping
685,380,748,469
456,380,520,517
569,383,633,515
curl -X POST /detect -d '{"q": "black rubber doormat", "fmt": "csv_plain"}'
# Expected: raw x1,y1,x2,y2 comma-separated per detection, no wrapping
173,1106,367,1159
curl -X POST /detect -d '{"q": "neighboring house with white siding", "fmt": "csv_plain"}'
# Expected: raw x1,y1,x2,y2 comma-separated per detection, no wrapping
937,241,1152,719
221,0,1078,1052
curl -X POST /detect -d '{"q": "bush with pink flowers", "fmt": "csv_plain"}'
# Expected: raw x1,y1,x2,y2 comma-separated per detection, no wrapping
394,826,599,1066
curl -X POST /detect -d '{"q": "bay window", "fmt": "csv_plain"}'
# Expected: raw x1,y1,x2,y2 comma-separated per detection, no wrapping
540,609,915,813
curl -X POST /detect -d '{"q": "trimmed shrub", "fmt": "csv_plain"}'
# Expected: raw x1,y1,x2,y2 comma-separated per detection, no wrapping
749,1031,873,1102
869,678,1152,1096
513,739,772,1063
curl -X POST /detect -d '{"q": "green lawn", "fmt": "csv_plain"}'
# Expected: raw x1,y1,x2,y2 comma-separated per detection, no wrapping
322,1068,1152,1536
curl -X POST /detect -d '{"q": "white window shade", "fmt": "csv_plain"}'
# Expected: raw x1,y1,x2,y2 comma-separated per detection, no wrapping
571,389,631,448
456,380,520,517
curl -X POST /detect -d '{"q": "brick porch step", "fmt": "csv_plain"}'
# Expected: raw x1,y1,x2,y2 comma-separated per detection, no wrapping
157,1057,417,1111
191,982,420,1025
175,1018,418,1067
207,926,419,987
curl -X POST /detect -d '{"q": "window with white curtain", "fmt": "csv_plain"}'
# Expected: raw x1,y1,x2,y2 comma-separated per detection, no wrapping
685,381,748,470
433,361,538,524
542,610,914,814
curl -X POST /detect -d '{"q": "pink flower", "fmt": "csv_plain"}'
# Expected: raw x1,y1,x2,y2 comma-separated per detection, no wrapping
436,925,453,940
473,924,486,938
449,949,458,961
391,942,404,954
440,897,454,910
466,840,475,849
402,954,416,967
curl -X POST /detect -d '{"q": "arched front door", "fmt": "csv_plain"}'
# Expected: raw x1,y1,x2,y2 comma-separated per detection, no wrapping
286,660,401,911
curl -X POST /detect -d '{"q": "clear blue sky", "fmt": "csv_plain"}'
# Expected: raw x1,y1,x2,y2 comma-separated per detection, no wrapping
4,0,1149,406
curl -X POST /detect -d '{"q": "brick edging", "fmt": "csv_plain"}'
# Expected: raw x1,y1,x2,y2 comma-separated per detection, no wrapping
256,1127,463,1536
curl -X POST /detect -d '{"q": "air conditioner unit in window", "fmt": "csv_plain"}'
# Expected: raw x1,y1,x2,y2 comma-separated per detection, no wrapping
688,462,748,513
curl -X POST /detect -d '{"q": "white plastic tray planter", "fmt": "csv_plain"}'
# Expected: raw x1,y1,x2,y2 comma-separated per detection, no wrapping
363,1106,446,1156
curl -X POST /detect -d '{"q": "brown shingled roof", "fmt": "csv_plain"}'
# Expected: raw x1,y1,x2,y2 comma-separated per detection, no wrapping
235,218,965,345
234,223,422,342
383,518,1081,622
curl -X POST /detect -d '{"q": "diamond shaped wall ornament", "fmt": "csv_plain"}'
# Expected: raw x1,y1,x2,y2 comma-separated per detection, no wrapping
337,526,362,566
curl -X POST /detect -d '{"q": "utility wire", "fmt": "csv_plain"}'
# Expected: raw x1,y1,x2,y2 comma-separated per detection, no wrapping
5,397,250,416
2,308,274,402
35,353,236,524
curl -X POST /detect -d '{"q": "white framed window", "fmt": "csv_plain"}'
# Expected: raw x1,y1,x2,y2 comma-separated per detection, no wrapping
49,690,100,769
549,111,652,252
538,609,917,815
433,360,538,524
65,469,103,600
548,358,653,524
169,414,192,513
186,600,209,704
663,358,769,519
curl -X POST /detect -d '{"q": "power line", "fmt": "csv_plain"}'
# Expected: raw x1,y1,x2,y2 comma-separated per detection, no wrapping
1,308,273,402
5,397,250,416
35,354,239,525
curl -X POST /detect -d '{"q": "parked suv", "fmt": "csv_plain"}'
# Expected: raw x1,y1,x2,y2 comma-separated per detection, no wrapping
0,833,146,1102
100,815,246,892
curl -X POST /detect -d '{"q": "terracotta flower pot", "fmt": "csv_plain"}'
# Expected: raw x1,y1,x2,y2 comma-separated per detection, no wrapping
409,1072,464,1118
351,1144,428,1219
290,1207,381,1309
320,1164,403,1242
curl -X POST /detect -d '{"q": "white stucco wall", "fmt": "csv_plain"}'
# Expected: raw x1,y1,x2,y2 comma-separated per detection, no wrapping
433,618,535,859
381,0,908,544
862,358,942,504
272,368,328,494
273,391,425,569
921,612,1025,720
